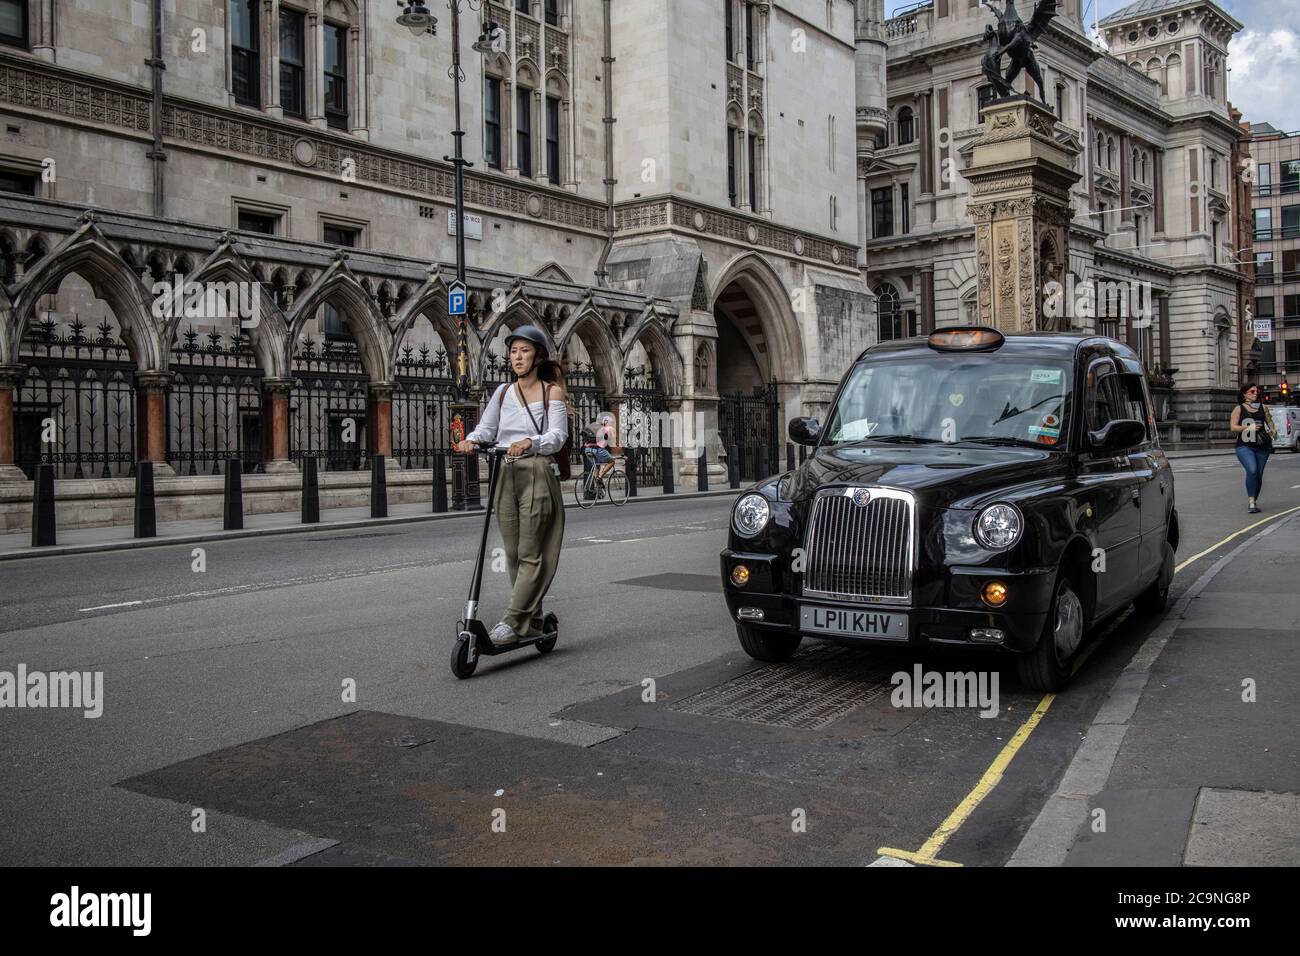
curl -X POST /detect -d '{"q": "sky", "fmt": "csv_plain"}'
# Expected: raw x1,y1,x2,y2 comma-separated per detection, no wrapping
883,0,1299,131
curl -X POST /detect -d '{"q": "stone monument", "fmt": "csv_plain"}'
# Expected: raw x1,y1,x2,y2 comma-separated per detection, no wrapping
964,0,1081,332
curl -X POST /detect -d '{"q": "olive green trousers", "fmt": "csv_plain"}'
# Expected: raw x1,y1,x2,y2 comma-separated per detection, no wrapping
494,455,565,634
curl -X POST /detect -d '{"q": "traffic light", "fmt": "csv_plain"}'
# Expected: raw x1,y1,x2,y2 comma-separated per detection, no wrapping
1282,379,1291,403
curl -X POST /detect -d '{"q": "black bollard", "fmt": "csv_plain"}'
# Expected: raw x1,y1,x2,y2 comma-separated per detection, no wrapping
626,448,638,497
756,445,769,481
787,442,796,472
371,454,387,518
662,446,675,495
432,452,448,513
31,463,56,547
301,456,320,524
728,443,741,489
133,461,156,539
697,448,708,492
467,452,481,509
223,458,243,531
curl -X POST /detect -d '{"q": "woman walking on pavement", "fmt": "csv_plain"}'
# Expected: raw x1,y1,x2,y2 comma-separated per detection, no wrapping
1230,382,1276,514
455,326,568,645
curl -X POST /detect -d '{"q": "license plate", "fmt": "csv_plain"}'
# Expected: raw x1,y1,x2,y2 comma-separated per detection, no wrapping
799,604,908,641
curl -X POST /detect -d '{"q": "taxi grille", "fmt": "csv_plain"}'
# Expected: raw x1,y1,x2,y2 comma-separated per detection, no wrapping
802,489,913,604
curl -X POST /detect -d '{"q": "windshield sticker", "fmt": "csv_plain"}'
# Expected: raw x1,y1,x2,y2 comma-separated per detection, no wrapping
1028,425,1061,438
837,419,879,441
1030,369,1062,385
948,393,964,407
1041,413,1060,429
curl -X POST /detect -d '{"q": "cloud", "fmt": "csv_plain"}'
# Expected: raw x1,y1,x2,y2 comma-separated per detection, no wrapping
1229,28,1300,130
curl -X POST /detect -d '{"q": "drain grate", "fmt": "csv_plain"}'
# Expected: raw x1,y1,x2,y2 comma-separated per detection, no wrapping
668,647,896,730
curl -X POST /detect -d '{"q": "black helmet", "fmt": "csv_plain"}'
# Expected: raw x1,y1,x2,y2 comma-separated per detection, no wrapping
504,324,549,358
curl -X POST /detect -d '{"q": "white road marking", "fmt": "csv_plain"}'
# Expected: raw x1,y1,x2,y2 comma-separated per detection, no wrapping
74,560,432,614
621,538,647,543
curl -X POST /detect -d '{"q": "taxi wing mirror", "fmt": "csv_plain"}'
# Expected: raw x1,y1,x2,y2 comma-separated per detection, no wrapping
789,417,821,446
1088,418,1145,452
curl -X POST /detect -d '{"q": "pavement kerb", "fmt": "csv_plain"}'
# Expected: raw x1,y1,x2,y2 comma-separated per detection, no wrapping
0,486,742,562
1006,509,1300,866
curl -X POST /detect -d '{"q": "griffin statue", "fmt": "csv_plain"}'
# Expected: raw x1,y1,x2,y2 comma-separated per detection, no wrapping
980,0,1060,104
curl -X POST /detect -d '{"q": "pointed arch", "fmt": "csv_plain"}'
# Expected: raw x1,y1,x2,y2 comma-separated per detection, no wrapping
286,258,392,381
532,260,574,283
189,244,291,377
9,223,162,370
708,251,805,382
622,307,684,399
557,307,621,393
475,296,551,385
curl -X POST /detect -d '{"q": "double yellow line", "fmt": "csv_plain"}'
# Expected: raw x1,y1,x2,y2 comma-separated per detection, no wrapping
876,503,1300,867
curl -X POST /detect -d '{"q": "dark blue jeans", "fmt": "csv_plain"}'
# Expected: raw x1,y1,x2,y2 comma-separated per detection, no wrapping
1235,444,1270,498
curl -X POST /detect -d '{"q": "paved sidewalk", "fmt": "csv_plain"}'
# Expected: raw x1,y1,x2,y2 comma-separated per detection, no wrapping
1011,510,1300,865
0,482,740,560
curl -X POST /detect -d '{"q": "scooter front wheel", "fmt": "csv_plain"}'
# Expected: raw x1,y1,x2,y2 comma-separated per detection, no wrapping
450,634,478,678
536,612,559,654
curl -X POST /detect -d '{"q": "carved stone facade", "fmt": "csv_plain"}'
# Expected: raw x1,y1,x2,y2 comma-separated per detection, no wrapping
964,99,1080,334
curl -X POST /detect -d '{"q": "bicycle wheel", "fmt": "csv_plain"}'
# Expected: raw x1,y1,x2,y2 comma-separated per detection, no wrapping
607,471,628,507
573,474,596,509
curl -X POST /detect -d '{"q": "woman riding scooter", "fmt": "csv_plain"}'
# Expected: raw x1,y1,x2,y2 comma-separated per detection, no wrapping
455,326,568,646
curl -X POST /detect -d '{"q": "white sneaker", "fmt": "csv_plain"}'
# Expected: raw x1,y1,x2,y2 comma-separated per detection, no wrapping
488,622,519,646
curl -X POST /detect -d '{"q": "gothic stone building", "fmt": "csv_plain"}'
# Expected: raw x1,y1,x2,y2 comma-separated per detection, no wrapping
863,0,1250,439
0,0,875,506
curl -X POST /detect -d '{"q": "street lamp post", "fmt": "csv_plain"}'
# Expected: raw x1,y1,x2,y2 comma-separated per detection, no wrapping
397,1,500,507
398,0,498,399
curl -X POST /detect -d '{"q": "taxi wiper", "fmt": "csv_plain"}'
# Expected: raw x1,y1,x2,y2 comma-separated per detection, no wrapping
959,435,1051,449
869,434,941,444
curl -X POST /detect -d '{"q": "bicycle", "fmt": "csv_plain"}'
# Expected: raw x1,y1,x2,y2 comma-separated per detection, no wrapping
573,449,628,509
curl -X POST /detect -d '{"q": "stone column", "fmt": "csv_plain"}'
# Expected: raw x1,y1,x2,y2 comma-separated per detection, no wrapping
961,96,1082,333
134,372,175,476
367,382,398,469
919,265,936,334
260,377,297,474
0,365,26,482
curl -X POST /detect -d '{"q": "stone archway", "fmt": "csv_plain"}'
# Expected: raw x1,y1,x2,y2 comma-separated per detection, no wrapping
710,257,798,479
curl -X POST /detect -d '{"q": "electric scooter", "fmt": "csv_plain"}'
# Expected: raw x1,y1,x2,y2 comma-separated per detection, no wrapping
450,444,559,679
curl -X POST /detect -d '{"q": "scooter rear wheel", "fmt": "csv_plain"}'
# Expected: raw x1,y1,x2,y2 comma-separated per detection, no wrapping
536,612,559,654
450,634,478,678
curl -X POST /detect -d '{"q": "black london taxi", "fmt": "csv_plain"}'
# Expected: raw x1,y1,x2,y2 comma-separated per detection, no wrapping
720,327,1178,691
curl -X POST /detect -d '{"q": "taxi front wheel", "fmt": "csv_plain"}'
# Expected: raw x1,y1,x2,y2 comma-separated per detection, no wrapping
1017,573,1083,692
736,624,802,663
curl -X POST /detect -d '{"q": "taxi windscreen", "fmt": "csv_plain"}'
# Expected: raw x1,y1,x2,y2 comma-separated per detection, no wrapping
823,356,1071,448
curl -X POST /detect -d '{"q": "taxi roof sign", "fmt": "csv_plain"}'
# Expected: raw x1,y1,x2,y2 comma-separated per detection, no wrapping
927,327,1004,352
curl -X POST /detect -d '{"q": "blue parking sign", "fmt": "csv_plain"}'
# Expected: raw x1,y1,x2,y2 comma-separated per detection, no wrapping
448,280,467,316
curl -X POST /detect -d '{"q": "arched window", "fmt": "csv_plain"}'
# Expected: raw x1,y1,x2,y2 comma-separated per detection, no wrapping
875,282,904,342
1147,56,1165,94
1133,148,1140,178
1097,132,1106,168
1107,136,1115,169
1166,54,1182,97
544,73,570,186
695,342,712,391
1142,152,1149,183
897,106,914,146
1214,316,1231,386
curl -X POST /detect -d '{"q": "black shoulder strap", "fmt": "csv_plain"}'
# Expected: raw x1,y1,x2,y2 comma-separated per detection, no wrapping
516,382,548,435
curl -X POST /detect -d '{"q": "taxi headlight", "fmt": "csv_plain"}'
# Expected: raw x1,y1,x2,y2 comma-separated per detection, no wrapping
974,503,1023,550
732,494,771,538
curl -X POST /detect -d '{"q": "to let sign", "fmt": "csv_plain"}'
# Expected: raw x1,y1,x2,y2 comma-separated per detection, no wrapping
1253,319,1273,343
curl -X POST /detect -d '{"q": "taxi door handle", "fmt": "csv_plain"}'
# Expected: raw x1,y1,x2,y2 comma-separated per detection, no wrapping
1131,488,1141,505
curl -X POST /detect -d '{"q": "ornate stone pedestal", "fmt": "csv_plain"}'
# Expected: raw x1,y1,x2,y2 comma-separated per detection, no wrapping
961,96,1081,333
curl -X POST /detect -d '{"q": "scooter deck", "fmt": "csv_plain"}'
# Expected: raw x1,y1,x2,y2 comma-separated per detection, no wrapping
458,621,557,657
